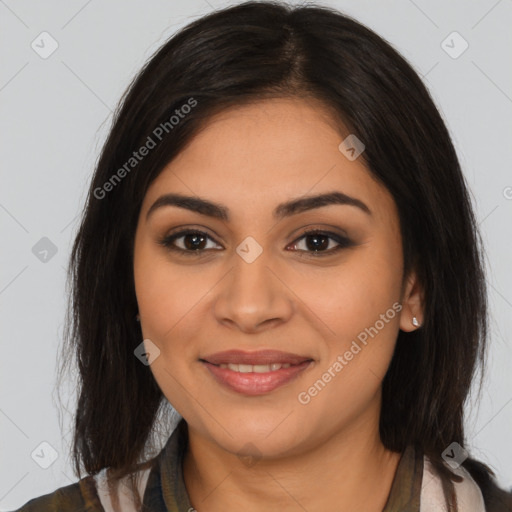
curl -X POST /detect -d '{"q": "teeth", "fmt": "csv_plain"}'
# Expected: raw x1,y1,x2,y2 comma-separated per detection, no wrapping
218,363,292,372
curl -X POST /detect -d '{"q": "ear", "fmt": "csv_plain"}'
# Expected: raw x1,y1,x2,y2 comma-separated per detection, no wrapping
399,270,424,332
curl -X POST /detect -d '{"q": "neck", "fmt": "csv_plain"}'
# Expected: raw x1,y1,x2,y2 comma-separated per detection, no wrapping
182,410,402,512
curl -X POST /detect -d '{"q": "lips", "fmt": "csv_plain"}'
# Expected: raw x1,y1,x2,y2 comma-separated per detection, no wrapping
200,349,313,366
201,358,314,395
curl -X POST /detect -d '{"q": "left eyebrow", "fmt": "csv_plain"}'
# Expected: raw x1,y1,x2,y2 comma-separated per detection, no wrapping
146,191,372,222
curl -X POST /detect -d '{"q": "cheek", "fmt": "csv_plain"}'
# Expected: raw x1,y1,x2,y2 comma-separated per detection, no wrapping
133,239,214,373
293,243,402,395
134,234,186,314
297,288,400,424
134,241,186,349
133,243,199,412
294,254,402,345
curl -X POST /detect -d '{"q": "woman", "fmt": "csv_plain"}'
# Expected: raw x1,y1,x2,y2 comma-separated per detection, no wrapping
12,1,512,511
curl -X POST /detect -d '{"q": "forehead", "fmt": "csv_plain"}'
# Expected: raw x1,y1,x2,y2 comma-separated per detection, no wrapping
141,98,397,227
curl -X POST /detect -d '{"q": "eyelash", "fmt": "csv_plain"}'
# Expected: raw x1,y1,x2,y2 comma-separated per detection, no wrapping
157,228,354,258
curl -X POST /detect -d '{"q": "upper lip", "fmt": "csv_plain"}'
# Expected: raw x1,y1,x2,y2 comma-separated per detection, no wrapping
200,350,313,366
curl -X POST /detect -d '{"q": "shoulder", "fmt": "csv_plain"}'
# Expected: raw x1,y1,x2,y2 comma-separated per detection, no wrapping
12,458,156,512
9,475,104,512
421,454,512,512
464,461,512,512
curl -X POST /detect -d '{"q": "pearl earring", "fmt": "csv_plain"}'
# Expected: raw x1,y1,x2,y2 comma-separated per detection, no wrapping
412,316,420,327
135,313,140,322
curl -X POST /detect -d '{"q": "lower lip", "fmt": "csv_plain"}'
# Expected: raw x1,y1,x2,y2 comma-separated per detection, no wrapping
201,360,314,396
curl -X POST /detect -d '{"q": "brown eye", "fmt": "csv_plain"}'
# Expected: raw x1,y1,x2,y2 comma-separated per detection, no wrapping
288,229,354,257
158,230,222,256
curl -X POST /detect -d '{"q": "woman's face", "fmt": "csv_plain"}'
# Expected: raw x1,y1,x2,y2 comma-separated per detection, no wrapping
133,97,420,458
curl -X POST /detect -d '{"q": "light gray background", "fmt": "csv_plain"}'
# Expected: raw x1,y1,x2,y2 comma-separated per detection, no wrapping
1,0,511,509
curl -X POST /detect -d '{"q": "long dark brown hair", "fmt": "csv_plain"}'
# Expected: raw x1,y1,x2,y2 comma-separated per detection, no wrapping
57,1,504,510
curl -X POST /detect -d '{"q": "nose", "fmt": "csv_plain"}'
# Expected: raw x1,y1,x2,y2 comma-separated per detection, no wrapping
213,250,294,333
